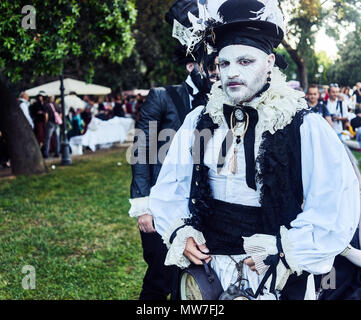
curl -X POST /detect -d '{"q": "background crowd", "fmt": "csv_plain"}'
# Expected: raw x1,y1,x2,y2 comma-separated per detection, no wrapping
306,82,361,148
1,80,361,169
0,91,146,167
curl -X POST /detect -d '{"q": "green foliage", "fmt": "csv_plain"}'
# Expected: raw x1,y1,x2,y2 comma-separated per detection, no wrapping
122,0,187,88
92,0,187,90
327,31,361,86
279,0,360,87
0,149,145,299
0,1,137,83
275,47,333,86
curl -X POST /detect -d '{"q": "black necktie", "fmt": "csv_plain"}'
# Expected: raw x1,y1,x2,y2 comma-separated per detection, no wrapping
217,104,259,190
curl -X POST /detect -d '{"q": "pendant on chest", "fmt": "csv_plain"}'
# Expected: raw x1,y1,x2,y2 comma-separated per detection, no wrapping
228,109,249,175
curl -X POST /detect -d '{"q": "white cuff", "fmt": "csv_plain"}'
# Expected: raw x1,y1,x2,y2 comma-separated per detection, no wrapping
279,226,303,275
128,197,152,218
242,226,302,291
165,226,206,269
162,219,187,249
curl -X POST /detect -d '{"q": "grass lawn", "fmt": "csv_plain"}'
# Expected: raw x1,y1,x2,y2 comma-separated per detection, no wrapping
0,148,145,299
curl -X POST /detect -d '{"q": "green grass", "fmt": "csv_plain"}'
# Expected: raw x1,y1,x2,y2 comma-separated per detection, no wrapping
0,149,145,299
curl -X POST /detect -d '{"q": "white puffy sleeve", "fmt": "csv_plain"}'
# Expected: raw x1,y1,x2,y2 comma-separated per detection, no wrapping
149,106,204,247
285,112,360,274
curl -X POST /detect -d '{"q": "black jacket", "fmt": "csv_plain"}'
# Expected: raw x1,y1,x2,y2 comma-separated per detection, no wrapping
130,82,191,199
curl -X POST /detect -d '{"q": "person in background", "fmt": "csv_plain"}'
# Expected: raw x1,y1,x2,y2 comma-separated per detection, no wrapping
125,96,133,115
326,83,348,137
113,94,126,118
134,94,145,122
349,108,361,150
19,92,34,129
83,95,90,107
81,96,96,132
30,91,47,149
351,108,361,131
95,103,109,121
340,86,354,110
67,108,84,139
104,94,113,109
322,86,329,102
43,96,62,159
306,85,333,127
128,0,219,300
353,82,361,109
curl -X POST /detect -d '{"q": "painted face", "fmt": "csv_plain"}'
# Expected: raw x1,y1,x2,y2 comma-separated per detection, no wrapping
219,45,274,104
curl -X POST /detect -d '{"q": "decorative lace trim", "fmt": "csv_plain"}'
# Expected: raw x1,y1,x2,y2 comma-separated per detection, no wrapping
162,219,187,249
164,226,206,269
243,232,278,274
280,226,303,275
128,197,151,218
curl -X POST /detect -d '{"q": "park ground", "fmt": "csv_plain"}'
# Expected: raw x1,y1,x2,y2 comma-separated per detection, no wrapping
0,147,145,299
1,148,361,299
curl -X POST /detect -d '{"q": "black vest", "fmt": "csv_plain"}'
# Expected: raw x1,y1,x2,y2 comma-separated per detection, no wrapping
186,107,308,237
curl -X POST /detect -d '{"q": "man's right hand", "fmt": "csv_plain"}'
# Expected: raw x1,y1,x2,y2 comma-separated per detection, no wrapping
184,237,211,265
138,214,156,233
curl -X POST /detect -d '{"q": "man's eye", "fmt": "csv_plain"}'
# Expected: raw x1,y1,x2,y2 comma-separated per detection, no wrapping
219,61,229,68
238,59,253,66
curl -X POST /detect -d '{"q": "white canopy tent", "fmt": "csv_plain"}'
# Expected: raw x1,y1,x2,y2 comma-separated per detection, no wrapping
25,78,111,97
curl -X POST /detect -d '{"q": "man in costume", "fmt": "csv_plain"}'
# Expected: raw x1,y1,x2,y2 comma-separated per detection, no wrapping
149,0,360,300
128,0,218,300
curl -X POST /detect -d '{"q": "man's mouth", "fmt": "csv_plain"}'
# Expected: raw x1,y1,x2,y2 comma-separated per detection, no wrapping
227,81,245,88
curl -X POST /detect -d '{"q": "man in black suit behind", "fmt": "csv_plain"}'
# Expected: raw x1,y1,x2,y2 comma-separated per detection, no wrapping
129,58,218,299
128,0,219,300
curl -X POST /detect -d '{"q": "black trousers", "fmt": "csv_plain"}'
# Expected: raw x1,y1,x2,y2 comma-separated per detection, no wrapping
139,231,179,300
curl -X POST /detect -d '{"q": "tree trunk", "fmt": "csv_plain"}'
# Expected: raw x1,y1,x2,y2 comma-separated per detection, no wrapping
0,79,47,175
282,40,308,90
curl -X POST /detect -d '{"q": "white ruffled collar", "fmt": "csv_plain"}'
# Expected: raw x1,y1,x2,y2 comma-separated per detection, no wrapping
205,67,308,139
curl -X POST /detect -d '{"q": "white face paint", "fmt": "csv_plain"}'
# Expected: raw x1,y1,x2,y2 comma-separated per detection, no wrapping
219,45,275,104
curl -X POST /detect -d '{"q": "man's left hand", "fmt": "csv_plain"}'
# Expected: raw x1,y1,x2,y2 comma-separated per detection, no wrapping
244,257,259,275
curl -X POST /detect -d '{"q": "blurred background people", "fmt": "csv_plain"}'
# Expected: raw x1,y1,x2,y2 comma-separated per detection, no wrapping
30,91,47,149
113,94,126,118
19,92,34,129
67,108,84,140
306,84,333,127
326,83,348,137
43,96,62,158
353,82,361,109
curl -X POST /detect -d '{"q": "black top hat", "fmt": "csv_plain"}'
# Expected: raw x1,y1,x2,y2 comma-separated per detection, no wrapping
208,0,284,54
165,0,200,28
166,0,202,64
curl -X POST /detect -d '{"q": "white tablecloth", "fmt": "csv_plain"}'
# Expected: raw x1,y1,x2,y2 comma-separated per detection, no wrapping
70,116,134,152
